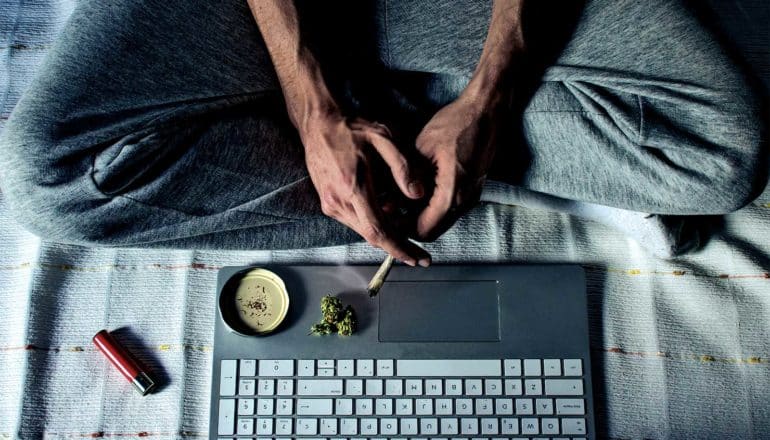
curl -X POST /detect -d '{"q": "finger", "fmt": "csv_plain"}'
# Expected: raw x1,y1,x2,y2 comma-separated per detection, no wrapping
416,163,456,241
366,131,425,200
351,192,431,267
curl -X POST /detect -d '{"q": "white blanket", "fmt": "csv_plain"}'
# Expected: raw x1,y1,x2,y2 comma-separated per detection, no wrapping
1,0,769,438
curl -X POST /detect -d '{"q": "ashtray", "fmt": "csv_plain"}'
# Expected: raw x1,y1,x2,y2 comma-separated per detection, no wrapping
219,268,290,336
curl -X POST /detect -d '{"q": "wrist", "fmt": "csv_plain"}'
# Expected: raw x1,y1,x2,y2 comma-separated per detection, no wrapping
280,49,340,131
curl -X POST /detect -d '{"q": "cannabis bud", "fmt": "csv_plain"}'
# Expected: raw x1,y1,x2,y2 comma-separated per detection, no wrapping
320,295,343,324
337,306,357,336
310,295,358,336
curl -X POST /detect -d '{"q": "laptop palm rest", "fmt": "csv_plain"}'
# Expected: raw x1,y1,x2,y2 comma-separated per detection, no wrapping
378,281,500,343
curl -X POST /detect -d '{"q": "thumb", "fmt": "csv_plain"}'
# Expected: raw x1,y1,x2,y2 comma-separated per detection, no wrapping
367,131,424,200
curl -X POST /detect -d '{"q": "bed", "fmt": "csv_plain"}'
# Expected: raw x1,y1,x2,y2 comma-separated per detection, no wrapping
1,0,768,438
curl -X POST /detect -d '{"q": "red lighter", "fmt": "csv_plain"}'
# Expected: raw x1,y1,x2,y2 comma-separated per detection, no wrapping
93,329,156,396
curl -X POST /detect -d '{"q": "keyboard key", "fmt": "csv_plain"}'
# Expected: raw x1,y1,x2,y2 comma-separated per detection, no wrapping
415,398,433,415
475,398,493,415
238,378,255,396
346,379,363,395
495,398,513,415
515,398,533,415
237,398,254,415
276,398,292,415
275,418,292,435
257,398,274,415
320,417,337,435
298,359,314,376
400,418,419,435
385,379,403,395
366,379,383,395
505,379,523,395
545,379,584,396
277,379,293,395
525,379,543,395
542,417,560,434
544,359,562,376
297,379,343,396
240,359,256,377
340,418,358,435
257,379,274,395
376,398,393,415
377,359,394,376
397,359,501,377
501,417,519,435
481,418,499,435
466,379,483,395
564,359,583,376
536,398,554,415
446,379,463,395
436,399,453,415
259,359,294,376
440,417,459,435
336,398,353,415
256,418,273,435
504,359,522,376
406,379,423,395
236,418,253,435
556,398,586,415
485,379,502,395
296,418,318,435
380,418,398,435
456,398,473,415
361,418,378,435
357,359,374,376
338,359,355,376
523,359,541,376
421,418,439,435
296,398,332,415
461,418,479,435
396,398,413,415
217,399,235,435
426,379,443,395
317,367,335,376
562,418,587,435
220,360,237,396
356,398,373,415
318,359,334,368
521,417,539,435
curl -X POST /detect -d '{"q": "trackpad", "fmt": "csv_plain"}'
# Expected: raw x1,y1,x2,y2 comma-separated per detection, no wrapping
378,281,500,342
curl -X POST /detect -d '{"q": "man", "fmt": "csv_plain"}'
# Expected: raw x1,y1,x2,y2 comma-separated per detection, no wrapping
0,0,766,261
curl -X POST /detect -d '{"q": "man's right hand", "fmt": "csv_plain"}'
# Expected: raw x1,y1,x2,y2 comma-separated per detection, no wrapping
299,109,431,267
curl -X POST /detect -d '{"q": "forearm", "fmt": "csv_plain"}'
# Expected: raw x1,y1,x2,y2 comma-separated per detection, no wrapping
246,0,336,129
463,0,526,106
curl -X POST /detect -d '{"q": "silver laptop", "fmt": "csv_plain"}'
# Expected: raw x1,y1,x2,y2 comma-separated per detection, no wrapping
209,264,596,439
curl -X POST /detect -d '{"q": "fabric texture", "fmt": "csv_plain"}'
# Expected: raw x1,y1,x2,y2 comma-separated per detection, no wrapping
0,0,766,252
0,0,769,439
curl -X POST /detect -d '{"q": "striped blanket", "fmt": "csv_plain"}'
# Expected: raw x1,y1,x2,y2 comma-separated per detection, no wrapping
1,0,769,438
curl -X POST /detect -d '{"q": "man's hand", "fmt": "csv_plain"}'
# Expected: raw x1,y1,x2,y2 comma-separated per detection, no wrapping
415,0,525,241
415,93,502,241
301,110,430,266
247,0,431,266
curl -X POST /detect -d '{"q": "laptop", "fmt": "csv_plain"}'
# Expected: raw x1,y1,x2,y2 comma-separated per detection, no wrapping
209,264,596,439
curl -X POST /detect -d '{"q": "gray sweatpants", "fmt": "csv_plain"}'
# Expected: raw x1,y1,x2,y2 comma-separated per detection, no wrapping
0,0,766,249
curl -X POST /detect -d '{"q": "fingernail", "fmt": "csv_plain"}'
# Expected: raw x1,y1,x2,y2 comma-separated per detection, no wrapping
418,258,431,268
408,181,424,198
404,259,416,267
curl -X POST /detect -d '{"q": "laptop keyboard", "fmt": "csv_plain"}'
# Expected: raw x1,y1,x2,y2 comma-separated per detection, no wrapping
216,358,589,439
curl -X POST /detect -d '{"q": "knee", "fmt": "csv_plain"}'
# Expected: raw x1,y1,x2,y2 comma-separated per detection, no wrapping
0,119,108,245
665,80,769,214
706,89,769,213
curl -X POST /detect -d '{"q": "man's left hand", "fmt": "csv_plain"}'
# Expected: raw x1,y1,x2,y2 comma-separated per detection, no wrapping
414,93,504,241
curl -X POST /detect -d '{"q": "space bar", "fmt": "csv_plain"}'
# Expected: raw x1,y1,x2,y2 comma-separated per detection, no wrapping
397,360,501,376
